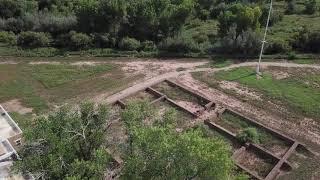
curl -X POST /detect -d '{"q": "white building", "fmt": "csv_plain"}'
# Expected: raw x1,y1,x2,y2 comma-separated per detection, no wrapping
0,105,24,179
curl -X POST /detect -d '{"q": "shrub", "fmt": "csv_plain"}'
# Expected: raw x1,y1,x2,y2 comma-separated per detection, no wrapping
237,128,260,144
260,7,284,26
118,37,141,51
140,40,156,51
212,27,261,56
286,0,296,14
292,27,320,53
37,13,77,34
287,51,296,60
305,0,317,14
17,31,51,47
0,0,22,18
69,32,92,50
3,17,25,33
265,38,291,54
0,31,16,45
158,36,201,53
0,18,5,30
92,33,116,48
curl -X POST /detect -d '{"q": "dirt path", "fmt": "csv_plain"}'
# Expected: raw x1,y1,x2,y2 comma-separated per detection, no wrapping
102,62,320,104
98,61,320,151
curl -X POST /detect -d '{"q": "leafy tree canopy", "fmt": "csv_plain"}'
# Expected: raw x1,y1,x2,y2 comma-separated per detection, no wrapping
120,101,235,179
14,102,112,179
218,3,262,37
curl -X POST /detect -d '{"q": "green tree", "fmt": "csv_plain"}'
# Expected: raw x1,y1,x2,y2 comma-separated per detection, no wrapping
121,101,235,179
214,26,261,56
218,3,262,37
286,0,296,14
17,31,51,47
122,126,234,179
0,0,22,18
305,0,318,14
69,31,92,50
126,0,195,42
14,102,112,179
0,31,16,45
75,0,127,34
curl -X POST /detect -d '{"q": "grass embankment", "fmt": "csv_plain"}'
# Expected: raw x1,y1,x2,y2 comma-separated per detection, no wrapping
193,67,320,120
0,63,142,113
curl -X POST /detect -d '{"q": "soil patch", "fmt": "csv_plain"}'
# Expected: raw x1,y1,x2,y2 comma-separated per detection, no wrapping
219,81,261,100
1,99,33,114
116,60,207,78
236,148,276,177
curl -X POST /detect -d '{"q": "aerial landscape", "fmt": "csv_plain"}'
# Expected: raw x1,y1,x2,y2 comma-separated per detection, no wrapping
0,0,319,179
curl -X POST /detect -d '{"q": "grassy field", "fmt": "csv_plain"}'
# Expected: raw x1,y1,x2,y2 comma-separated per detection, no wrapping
193,67,320,120
0,63,143,113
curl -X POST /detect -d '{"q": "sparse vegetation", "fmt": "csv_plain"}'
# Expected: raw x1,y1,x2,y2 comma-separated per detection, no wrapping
193,67,320,119
237,128,260,144
0,62,142,113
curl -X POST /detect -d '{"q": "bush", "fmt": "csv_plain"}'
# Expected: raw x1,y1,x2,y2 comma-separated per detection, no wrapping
37,13,77,34
158,36,201,53
287,51,296,60
237,128,260,144
17,31,51,47
69,32,92,50
286,0,296,14
3,17,25,33
140,40,156,51
305,0,317,14
292,27,320,53
212,27,261,56
92,33,116,48
260,7,284,27
0,0,22,19
118,37,141,51
0,31,16,45
265,38,291,54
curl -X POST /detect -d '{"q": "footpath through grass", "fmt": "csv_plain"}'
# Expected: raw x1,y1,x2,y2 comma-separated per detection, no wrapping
193,67,320,120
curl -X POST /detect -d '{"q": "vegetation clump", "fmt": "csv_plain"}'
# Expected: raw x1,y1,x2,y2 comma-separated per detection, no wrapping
121,101,237,179
14,102,113,179
237,128,260,144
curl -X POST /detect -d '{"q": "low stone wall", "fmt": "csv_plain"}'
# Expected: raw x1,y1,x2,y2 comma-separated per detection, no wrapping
146,87,165,98
221,109,295,144
165,98,198,117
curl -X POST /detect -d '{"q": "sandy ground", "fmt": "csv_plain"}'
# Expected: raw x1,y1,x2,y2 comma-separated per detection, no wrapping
219,81,262,100
114,60,207,78
1,99,33,114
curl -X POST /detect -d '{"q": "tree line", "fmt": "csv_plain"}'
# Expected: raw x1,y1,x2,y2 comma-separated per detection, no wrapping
0,0,319,55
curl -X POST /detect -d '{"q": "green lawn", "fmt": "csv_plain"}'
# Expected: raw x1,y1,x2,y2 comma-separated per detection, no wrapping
193,67,320,119
29,64,114,88
0,63,142,113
